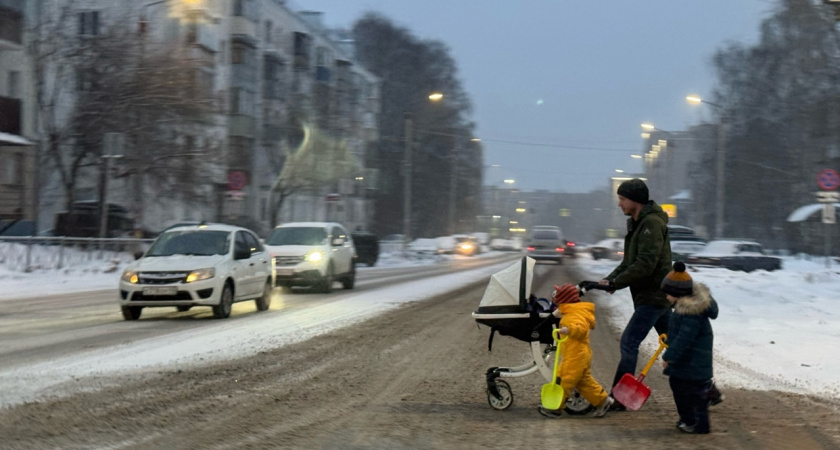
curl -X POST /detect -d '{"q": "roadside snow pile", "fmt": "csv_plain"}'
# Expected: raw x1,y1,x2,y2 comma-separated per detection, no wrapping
577,254,840,400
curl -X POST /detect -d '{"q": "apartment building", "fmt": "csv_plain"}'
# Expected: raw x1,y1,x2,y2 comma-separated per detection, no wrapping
13,0,380,235
0,0,36,227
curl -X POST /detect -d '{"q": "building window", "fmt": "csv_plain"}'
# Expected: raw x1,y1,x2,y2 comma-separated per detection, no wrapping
231,41,254,65
7,71,20,98
2,152,23,185
230,88,255,115
263,57,283,100
264,20,273,43
78,11,99,36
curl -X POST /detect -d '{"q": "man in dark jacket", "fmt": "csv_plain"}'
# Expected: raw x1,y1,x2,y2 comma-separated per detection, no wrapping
599,178,672,410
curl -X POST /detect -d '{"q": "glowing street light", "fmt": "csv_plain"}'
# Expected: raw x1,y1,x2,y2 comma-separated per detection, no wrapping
641,122,656,131
631,154,643,159
686,93,726,238
428,92,444,102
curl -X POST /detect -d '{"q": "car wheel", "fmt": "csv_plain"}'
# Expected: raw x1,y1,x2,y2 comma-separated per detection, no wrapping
342,264,356,290
319,264,334,293
213,283,233,319
255,280,272,311
121,306,142,321
176,306,191,312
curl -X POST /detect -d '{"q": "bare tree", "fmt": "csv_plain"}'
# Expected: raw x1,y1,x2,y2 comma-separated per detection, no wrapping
267,121,360,225
30,3,222,232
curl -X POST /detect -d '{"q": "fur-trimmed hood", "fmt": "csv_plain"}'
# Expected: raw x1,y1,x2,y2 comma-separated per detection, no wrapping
673,282,718,319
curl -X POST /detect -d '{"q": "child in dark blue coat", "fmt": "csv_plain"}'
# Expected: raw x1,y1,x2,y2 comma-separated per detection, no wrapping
660,261,719,435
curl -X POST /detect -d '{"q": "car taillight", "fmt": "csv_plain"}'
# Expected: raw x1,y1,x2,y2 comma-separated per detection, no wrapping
566,242,575,247
556,247,564,252
527,246,535,251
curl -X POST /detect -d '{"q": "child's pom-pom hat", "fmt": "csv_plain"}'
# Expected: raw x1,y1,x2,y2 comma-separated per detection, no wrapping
661,261,693,297
552,283,580,304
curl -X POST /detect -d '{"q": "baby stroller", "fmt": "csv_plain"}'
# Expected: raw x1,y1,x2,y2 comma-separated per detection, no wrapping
471,256,607,413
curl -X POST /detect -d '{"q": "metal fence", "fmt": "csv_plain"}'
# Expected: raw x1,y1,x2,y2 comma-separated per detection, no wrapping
0,237,155,272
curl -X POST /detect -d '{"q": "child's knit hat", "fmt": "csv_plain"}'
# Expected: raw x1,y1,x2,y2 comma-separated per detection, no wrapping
661,261,693,297
552,283,580,304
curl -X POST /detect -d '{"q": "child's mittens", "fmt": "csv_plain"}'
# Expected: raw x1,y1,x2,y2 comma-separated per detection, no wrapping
557,326,569,335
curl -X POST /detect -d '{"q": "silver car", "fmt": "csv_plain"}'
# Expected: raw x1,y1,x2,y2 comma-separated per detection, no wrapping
526,226,565,263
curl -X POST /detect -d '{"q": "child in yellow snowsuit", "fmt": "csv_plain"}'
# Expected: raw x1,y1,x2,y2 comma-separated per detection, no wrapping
538,283,614,419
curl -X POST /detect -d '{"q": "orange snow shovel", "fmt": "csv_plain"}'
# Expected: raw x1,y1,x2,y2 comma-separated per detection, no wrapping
611,334,668,411
540,329,569,410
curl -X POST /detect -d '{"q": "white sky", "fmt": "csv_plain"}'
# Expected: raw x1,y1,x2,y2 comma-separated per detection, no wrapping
1,244,838,408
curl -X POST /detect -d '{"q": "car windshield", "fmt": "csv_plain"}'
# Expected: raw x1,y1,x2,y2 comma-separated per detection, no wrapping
266,227,327,246
146,230,230,256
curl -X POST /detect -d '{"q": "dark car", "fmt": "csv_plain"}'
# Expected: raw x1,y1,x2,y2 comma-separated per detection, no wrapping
564,240,577,258
590,238,623,260
685,239,782,272
352,232,380,267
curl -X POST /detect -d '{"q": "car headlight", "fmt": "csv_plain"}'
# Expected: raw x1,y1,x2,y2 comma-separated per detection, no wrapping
307,251,324,263
186,268,215,283
121,270,139,284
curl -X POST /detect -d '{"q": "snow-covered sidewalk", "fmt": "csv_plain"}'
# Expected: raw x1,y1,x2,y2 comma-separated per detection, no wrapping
576,255,840,400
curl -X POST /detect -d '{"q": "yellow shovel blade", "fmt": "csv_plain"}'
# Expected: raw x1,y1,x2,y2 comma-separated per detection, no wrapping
540,383,565,410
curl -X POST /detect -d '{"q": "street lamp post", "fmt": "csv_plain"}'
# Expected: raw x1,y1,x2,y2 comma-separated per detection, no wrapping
402,112,413,250
687,95,726,239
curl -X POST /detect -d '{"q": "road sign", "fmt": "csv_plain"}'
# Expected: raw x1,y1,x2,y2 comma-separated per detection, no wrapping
227,171,248,191
817,168,840,190
660,204,677,218
816,191,840,203
823,203,836,224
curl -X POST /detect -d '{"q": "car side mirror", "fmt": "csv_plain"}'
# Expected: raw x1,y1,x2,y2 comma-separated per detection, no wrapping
332,237,344,246
133,251,144,260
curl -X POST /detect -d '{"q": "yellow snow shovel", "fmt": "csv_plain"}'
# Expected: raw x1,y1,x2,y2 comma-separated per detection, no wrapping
540,329,569,410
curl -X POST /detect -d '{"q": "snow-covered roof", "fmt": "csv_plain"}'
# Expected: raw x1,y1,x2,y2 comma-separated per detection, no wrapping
0,132,33,146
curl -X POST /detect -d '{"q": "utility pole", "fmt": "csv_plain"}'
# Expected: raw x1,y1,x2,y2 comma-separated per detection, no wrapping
99,133,124,240
714,115,726,239
402,112,412,250
448,139,458,235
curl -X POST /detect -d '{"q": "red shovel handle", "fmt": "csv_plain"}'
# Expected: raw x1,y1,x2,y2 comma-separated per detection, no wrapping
639,334,668,377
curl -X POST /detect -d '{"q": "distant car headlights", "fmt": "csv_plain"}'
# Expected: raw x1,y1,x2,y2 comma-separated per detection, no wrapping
307,251,324,263
186,268,215,283
121,270,139,284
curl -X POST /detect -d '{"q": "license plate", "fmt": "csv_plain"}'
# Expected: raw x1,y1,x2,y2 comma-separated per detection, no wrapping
143,286,178,296
276,269,294,276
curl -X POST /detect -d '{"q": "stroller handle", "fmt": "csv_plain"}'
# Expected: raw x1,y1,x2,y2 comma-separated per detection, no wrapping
578,280,613,293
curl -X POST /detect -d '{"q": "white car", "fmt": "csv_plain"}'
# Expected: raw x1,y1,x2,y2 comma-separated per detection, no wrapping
118,223,273,320
264,222,356,293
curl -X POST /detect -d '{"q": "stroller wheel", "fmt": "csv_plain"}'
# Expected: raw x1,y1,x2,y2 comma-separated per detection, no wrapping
563,389,594,415
487,380,513,410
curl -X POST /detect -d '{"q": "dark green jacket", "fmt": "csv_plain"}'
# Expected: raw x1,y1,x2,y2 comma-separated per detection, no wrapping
663,283,718,380
606,201,671,308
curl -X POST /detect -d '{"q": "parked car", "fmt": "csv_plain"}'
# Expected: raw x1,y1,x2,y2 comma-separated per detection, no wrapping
590,238,624,260
671,240,707,261
686,239,782,272
118,223,273,320
265,222,356,293
352,232,380,267
489,238,522,251
526,226,565,263
667,224,707,261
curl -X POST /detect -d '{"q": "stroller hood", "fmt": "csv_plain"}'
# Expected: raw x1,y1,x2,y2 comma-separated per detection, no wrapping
475,256,536,314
